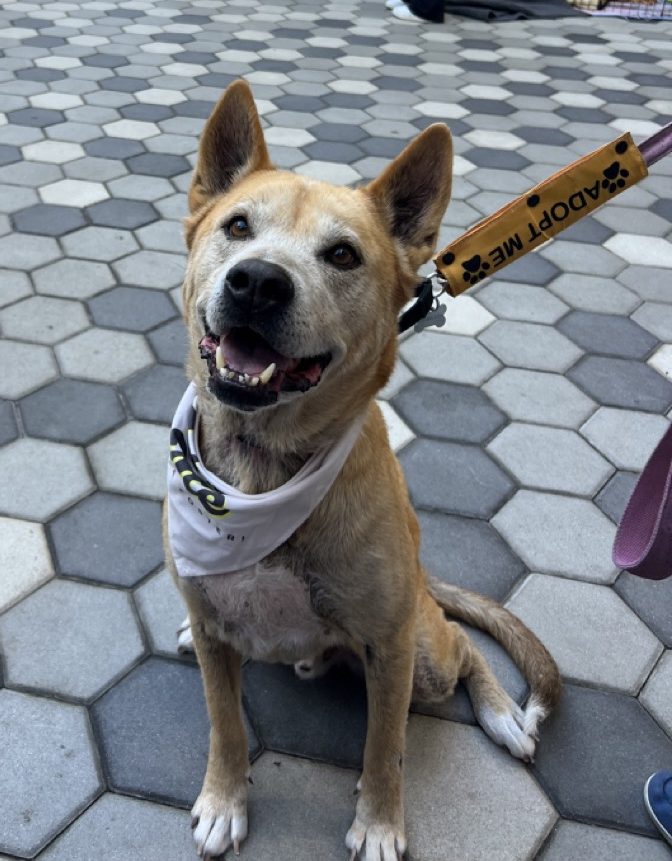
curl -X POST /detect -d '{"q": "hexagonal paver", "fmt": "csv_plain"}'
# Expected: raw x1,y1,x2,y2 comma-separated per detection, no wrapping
121,365,186,425
61,226,139,262
615,573,672,648
134,568,187,656
56,328,153,383
404,716,556,861
632,302,672,343
0,340,58,399
102,119,160,140
92,657,259,806
39,794,194,861
418,510,525,601
20,378,124,445
0,295,89,345
533,684,672,836
605,234,672,268
539,820,672,861
147,318,188,367
244,660,365,768
33,258,115,300
548,273,639,315
87,198,159,230
0,438,93,521
0,400,17,447
400,332,500,387
393,379,505,444
580,408,669,471
0,690,101,858
377,400,414,452
399,438,514,519
650,344,672,381
88,286,177,333
476,281,569,325
0,579,144,700
0,516,53,613
488,423,612,496
479,321,582,373
568,356,672,414
595,471,638,524
483,369,595,429
50,491,163,587
0,233,61,270
432,295,494,336
640,650,672,739
507,574,662,693
0,269,32,308
113,250,186,290
39,178,109,207
13,203,86,236
88,422,169,500
493,490,617,584
232,753,357,861
557,311,657,360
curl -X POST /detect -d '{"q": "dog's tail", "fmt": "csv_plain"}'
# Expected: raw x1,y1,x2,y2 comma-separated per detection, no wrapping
427,577,562,733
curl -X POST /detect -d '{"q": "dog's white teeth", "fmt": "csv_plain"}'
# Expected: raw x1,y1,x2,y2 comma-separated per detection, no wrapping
218,366,228,379
226,370,236,380
215,345,224,369
259,362,276,385
249,376,259,387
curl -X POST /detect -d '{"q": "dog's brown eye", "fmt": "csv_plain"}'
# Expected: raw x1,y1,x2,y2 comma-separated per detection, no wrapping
227,216,250,239
325,243,359,269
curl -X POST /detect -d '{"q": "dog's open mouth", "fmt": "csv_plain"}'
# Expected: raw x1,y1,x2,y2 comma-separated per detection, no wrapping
199,327,332,410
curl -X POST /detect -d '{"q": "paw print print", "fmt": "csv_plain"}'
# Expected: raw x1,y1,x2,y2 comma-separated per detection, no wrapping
602,160,629,194
461,254,490,285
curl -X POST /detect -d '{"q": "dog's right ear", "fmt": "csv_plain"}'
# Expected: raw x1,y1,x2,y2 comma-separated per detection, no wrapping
188,80,273,214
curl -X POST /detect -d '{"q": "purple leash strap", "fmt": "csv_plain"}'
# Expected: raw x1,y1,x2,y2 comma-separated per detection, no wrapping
613,424,672,580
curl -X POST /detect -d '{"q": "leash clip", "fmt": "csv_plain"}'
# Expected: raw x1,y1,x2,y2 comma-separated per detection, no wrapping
398,271,451,334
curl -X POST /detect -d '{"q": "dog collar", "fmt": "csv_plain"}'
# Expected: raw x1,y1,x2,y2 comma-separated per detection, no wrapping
167,383,365,578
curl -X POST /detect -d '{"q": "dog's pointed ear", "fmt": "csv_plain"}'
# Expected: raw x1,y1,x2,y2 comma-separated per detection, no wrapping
188,80,273,213
366,124,452,269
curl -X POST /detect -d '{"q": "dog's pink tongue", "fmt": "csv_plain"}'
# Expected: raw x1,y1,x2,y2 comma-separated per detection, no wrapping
220,331,297,375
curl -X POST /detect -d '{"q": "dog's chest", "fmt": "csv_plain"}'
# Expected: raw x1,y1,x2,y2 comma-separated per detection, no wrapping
191,562,338,663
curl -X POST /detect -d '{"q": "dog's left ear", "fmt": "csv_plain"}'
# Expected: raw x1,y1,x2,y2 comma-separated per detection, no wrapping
366,124,452,270
188,79,273,214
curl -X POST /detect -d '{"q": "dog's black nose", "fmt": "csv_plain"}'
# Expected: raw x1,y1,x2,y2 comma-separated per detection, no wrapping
224,258,294,314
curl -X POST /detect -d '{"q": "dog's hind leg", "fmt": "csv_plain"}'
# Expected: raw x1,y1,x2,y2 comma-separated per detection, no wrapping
189,623,250,859
413,593,536,762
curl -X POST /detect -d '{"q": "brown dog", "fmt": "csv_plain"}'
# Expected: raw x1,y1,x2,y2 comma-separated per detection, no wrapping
163,79,561,861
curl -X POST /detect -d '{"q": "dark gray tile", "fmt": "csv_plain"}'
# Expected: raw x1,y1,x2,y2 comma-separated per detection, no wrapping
360,136,405,158
0,145,21,167
594,471,638,524
92,657,259,807
19,378,124,444
177,52,216,64
147,318,188,367
0,400,18,447
464,148,530,171
506,82,553,97
323,93,374,109
568,356,672,413
418,510,525,601
7,107,64,127
24,35,66,47
50,492,163,587
13,204,86,236
243,661,365,769
197,73,236,89
373,76,420,92
560,217,613,246
393,380,505,444
16,68,65,83
86,199,158,230
173,100,215,119
158,33,194,44
399,439,514,518
558,312,657,359
557,107,611,124
615,572,672,647
542,68,588,81
515,127,573,146
461,99,515,116
121,104,173,123
311,123,367,144
533,684,672,836
274,95,325,113
89,286,176,332
82,54,127,68
100,76,148,94
126,153,191,178
84,138,145,159
501,253,560,286
122,364,186,423
651,199,672,222
303,141,362,163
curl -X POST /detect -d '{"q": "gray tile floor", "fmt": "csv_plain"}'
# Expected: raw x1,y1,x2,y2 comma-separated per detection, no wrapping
0,1,671,859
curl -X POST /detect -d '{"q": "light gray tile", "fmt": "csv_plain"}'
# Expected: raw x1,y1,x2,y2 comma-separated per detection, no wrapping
539,820,672,861
483,369,595,429
0,516,53,613
479,321,582,373
88,421,169,500
134,568,187,657
400,332,501,386
581,408,669,471
640,650,672,738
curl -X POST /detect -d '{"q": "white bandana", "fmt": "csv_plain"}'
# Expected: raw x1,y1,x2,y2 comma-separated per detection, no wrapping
167,383,365,578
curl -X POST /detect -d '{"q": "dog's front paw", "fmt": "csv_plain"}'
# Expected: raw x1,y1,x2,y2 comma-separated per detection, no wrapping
346,814,406,861
191,789,248,859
